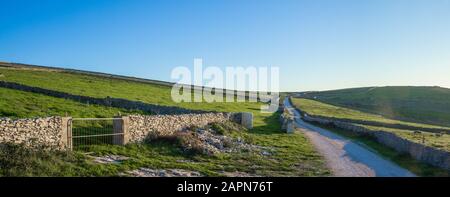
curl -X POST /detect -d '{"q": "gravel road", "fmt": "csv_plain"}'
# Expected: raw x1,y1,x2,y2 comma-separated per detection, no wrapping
284,97,416,177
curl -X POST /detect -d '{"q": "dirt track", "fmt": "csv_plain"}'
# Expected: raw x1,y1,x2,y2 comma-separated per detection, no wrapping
284,97,416,177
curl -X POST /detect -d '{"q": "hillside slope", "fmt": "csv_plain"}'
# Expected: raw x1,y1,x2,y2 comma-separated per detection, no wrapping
298,86,450,127
0,63,330,177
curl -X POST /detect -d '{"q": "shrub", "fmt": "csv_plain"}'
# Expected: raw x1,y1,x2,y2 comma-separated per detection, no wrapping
210,121,246,135
175,132,206,155
150,132,206,156
211,123,227,135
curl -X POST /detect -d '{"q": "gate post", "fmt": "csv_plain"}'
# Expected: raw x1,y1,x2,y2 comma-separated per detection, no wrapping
122,116,129,144
113,116,129,145
61,117,72,151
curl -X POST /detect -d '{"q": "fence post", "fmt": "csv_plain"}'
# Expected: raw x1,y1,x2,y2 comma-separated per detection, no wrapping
241,112,253,129
286,119,295,133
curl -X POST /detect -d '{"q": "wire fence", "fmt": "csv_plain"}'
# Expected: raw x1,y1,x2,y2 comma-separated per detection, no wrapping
70,118,123,151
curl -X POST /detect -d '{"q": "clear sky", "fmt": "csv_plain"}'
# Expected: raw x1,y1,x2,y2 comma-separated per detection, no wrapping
1,0,449,91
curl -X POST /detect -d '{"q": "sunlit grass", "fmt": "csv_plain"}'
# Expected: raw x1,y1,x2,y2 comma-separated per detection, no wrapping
0,67,329,176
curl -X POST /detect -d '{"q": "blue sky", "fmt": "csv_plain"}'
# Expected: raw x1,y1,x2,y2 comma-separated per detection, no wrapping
1,0,449,91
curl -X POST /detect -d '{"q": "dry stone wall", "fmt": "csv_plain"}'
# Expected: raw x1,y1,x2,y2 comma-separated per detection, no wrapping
279,107,295,133
0,112,252,151
0,117,68,150
126,112,239,143
306,114,450,134
302,114,450,171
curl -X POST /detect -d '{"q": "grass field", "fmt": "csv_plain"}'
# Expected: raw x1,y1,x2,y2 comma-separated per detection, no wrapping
360,125,450,152
0,67,269,114
291,97,450,131
291,98,450,152
0,87,149,118
0,66,330,176
299,86,450,127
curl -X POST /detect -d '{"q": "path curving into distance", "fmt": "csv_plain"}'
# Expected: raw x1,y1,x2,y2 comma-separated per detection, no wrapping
284,97,416,177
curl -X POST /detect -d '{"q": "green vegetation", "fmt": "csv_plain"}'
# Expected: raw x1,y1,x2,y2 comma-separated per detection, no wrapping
291,98,450,152
0,143,88,177
291,97,450,130
0,67,329,176
0,67,258,113
0,87,149,118
360,125,450,152
300,86,450,127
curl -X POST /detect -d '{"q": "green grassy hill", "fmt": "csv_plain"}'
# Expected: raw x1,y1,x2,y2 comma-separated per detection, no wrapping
0,64,329,177
298,86,450,127
0,87,150,118
0,65,260,115
1,63,447,176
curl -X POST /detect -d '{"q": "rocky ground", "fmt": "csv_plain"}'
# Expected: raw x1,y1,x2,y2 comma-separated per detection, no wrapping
86,122,274,177
193,127,270,155
86,154,130,164
124,168,202,177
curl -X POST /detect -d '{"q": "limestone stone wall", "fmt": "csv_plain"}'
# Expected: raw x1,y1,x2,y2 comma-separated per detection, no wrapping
0,117,69,150
0,112,253,150
302,114,450,171
279,107,295,133
126,113,239,143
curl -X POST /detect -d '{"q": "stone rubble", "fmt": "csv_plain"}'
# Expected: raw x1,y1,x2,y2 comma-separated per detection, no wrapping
87,154,130,164
125,168,202,177
192,126,274,156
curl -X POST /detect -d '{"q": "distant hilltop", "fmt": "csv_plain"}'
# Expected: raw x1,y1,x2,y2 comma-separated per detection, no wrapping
295,86,450,127
0,61,273,101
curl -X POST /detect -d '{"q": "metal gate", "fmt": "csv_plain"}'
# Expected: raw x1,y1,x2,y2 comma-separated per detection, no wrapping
68,118,124,151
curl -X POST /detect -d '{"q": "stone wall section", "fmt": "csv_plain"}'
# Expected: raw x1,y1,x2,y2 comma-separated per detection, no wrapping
0,112,252,150
0,117,68,150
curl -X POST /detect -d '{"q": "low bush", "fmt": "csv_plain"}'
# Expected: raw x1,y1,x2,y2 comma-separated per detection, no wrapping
150,131,205,156
0,143,84,176
174,132,205,155
211,123,227,135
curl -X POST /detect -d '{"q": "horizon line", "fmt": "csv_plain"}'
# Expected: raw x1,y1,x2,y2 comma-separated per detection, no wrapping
1,60,448,92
